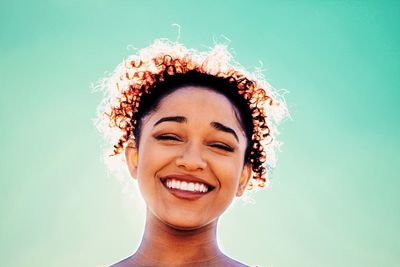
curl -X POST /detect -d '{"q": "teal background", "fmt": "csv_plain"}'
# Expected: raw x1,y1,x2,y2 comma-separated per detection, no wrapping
1,1,399,266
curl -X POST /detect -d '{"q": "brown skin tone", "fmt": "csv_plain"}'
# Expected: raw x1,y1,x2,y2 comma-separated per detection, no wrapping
111,87,252,267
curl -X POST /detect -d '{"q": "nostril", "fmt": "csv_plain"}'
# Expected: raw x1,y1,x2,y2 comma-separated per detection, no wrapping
175,156,207,171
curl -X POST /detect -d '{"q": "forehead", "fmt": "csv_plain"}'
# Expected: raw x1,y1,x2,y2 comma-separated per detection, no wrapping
143,86,245,134
164,85,230,104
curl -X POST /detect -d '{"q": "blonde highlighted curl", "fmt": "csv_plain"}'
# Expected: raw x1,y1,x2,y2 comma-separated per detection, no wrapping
95,39,288,190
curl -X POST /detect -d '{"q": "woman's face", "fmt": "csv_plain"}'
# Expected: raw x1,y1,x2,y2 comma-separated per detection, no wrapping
126,86,251,230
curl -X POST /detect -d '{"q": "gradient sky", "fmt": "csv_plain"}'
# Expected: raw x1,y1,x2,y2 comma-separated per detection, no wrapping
1,1,399,267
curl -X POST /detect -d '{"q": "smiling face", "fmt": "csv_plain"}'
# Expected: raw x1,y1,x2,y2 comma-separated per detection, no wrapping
125,86,251,230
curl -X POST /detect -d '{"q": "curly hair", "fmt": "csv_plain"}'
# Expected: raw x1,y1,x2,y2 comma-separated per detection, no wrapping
95,39,288,190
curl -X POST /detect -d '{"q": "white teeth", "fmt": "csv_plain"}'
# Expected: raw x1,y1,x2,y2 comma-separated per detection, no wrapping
200,184,206,192
165,179,209,193
181,181,188,190
188,183,195,191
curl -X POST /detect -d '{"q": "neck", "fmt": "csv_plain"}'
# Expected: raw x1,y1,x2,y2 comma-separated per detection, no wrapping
133,209,223,266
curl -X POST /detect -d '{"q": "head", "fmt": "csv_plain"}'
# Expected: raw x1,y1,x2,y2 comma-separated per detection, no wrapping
95,39,288,228
125,85,252,229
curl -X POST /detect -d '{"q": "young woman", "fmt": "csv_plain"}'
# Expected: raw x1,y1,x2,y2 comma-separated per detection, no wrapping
96,39,288,267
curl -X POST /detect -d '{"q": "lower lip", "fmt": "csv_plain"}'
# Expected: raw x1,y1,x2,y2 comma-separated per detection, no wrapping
162,183,209,200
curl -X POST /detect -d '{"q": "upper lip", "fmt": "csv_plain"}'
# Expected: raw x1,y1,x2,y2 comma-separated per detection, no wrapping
160,174,215,189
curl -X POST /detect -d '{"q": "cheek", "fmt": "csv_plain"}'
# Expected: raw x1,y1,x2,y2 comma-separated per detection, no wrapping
135,140,173,205
210,157,242,190
137,138,176,177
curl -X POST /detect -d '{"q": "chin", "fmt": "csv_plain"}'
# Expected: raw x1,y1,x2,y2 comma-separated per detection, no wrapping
162,216,216,231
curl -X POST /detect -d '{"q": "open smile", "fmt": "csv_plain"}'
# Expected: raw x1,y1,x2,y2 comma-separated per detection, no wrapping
160,175,215,200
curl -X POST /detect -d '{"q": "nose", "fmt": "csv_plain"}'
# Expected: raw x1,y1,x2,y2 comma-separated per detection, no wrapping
175,141,207,171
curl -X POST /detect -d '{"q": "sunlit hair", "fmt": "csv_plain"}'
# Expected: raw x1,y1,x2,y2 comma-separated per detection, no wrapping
94,39,288,190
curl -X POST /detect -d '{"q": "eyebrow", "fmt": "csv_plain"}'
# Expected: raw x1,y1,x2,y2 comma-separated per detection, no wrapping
153,116,239,142
154,116,187,126
210,122,239,142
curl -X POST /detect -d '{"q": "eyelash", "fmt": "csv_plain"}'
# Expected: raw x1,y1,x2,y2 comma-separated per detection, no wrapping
210,143,234,152
155,134,181,141
154,135,234,152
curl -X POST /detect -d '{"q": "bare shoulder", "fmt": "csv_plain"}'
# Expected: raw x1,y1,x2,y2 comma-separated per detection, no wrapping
219,255,249,267
108,256,135,267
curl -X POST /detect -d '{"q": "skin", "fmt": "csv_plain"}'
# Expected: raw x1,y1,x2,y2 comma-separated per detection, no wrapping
112,86,252,267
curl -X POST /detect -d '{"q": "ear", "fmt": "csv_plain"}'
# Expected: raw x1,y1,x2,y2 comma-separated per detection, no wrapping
125,144,138,179
236,164,252,197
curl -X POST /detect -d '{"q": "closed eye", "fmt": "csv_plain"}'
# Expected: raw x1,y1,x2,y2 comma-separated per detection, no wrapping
154,134,181,141
209,143,234,152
